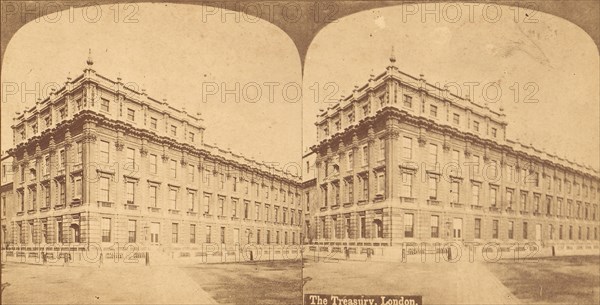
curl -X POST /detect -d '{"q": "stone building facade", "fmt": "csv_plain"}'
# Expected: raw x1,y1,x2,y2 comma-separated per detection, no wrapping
3,55,302,252
305,55,600,250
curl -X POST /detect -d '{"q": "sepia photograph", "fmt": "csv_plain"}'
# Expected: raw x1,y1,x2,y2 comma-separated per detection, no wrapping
0,1,598,305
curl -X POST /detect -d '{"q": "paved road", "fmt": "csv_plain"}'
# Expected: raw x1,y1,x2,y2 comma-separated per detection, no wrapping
1,263,217,304
303,260,520,305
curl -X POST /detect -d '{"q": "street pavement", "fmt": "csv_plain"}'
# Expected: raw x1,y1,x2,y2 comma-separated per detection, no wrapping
1,262,218,304
303,259,520,305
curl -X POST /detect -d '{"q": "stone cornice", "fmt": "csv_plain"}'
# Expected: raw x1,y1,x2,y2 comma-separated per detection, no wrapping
311,107,599,180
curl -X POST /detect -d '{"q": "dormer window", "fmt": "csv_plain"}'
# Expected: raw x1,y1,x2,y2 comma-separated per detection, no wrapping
31,124,38,134
150,117,157,129
323,126,329,136
348,112,355,123
453,113,460,125
334,120,341,131
430,105,438,117
403,95,412,108
59,107,67,119
127,108,135,121
100,98,110,112
362,104,370,116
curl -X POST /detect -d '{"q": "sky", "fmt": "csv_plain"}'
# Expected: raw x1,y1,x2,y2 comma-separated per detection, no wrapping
1,3,303,169
2,3,599,170
302,3,599,170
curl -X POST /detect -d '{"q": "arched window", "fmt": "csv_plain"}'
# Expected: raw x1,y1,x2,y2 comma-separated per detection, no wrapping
372,219,383,239
70,224,80,243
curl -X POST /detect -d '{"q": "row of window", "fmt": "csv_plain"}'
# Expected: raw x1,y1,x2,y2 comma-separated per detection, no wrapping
330,140,597,197
320,93,500,140
100,218,300,245
401,214,600,241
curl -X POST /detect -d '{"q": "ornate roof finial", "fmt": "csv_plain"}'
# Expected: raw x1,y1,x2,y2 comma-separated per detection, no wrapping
86,48,94,66
389,45,396,64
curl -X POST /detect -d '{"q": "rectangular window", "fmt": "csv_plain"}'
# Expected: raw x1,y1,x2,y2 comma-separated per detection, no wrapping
362,145,369,166
203,194,211,214
188,165,195,182
451,149,460,167
428,177,437,200
59,149,66,169
473,121,480,132
401,173,412,198
150,154,157,174
431,215,439,238
100,140,110,163
450,181,460,203
126,148,135,169
403,95,412,108
430,105,438,117
151,222,160,244
360,216,366,238
379,138,385,160
128,220,136,243
169,189,177,210
474,218,481,239
232,198,238,217
188,191,195,211
149,185,158,208
523,222,528,239
188,132,195,142
171,125,177,136
101,98,109,112
471,184,480,206
508,221,514,239
402,137,412,159
521,192,528,211
44,155,50,176
219,197,225,216
404,213,414,238
472,155,480,174
126,181,135,204
150,117,157,129
362,103,370,116
190,224,196,243
345,179,354,203
491,128,497,138
205,226,212,243
453,113,460,125
127,108,135,121
99,177,110,202
76,142,83,164
490,187,497,207
428,144,437,165
347,151,354,169
376,172,385,195
255,203,261,220
506,189,513,209
171,223,179,243
101,218,111,242
492,220,499,239
244,201,250,219
170,160,177,178
220,227,225,244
